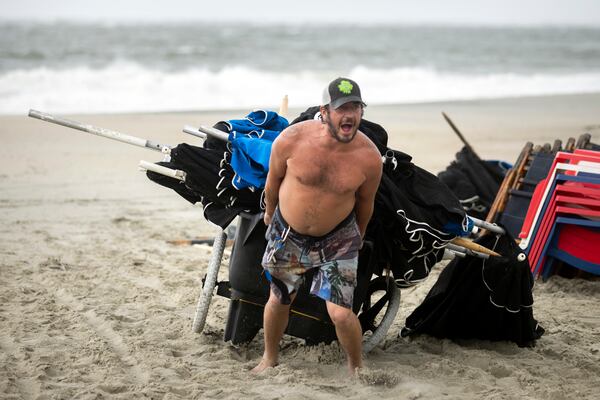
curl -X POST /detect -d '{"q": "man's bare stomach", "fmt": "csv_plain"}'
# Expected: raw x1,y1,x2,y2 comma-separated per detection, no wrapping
278,190,356,237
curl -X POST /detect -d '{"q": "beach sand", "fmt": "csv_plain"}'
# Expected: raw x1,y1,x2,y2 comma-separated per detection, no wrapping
1,93,600,399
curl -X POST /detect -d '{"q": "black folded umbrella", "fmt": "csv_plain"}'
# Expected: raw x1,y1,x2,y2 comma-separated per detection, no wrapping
370,151,467,286
146,126,263,228
438,146,507,220
401,228,545,347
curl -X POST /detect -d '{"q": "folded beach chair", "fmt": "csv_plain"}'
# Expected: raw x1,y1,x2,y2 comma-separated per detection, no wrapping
485,135,600,237
538,216,600,280
499,150,557,237
530,193,600,276
485,143,562,237
526,174,600,276
518,151,600,249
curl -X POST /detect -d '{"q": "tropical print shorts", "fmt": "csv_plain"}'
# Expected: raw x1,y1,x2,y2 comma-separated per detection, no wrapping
261,207,362,309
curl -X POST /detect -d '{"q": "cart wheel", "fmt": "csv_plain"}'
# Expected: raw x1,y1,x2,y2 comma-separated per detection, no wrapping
359,276,401,353
192,229,227,333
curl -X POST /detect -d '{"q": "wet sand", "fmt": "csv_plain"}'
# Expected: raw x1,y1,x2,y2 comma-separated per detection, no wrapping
1,93,599,399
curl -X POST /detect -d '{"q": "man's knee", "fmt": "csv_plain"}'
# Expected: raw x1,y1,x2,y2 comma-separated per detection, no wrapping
326,302,356,327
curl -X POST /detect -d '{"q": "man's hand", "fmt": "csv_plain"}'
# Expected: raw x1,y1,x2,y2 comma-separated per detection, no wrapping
264,212,272,226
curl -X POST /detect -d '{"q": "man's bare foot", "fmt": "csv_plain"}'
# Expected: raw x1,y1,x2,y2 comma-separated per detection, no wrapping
250,358,278,374
350,365,363,377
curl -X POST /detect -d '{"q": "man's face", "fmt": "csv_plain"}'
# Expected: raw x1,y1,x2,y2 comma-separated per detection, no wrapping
322,101,363,143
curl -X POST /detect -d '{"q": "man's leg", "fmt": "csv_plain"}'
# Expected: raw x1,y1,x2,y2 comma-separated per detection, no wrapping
326,301,363,374
251,289,296,373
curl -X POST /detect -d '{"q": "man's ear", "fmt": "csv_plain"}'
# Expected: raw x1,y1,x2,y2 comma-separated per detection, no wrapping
319,105,328,122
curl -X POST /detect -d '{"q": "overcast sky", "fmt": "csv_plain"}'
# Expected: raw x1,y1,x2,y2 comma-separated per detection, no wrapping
1,0,599,26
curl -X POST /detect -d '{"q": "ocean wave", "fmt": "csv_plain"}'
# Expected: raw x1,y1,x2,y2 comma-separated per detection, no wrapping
2,62,600,114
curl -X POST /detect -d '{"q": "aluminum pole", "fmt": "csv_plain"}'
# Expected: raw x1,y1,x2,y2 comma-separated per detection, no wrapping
183,125,207,140
138,160,186,181
28,109,170,153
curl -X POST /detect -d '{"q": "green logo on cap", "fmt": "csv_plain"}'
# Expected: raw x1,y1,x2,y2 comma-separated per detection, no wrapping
338,80,353,94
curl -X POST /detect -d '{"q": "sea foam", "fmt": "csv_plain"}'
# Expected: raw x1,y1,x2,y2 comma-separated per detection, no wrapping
3,62,600,115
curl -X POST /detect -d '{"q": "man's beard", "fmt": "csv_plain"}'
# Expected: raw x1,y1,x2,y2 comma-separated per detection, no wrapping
326,117,358,143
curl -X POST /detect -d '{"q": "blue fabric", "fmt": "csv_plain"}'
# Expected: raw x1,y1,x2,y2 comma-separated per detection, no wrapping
230,137,273,189
442,216,473,236
227,110,289,190
227,110,288,141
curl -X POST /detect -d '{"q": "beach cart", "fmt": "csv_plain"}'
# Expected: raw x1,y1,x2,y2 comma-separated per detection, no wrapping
28,107,508,353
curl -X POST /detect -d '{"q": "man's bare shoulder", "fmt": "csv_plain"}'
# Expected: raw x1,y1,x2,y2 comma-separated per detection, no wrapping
281,120,320,137
274,120,319,146
271,121,310,159
356,131,383,163
354,132,382,183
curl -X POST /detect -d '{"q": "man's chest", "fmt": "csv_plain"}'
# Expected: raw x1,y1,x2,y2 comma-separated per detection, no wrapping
286,151,364,194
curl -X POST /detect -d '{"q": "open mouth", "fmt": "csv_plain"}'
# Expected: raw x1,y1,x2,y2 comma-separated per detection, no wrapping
341,122,353,133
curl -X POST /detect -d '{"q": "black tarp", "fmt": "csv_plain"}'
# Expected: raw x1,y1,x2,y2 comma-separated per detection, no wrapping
401,228,545,347
438,146,507,220
146,122,262,228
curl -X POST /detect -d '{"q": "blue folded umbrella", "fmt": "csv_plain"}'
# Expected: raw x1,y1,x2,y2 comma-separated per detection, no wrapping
226,110,289,190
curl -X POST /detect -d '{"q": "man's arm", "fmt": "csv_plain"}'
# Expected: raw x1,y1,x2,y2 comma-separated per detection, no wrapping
354,152,383,238
263,132,290,225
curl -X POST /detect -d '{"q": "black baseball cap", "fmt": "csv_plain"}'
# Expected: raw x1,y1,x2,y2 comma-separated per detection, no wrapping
322,77,366,109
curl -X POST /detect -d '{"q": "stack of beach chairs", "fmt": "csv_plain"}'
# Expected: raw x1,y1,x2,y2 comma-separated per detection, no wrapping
486,134,600,280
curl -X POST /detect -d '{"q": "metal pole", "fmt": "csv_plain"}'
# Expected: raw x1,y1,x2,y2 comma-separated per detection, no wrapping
443,248,467,259
197,125,230,142
469,216,506,235
446,243,491,259
183,125,207,140
28,109,170,153
138,160,186,181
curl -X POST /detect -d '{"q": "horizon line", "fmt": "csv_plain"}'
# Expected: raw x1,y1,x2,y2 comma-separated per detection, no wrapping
1,17,599,29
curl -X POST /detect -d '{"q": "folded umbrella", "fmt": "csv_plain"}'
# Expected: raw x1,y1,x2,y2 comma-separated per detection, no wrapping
370,150,470,286
402,228,545,347
146,141,264,227
147,112,288,228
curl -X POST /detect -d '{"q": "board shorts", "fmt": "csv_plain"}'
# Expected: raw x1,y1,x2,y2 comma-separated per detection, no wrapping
261,206,362,309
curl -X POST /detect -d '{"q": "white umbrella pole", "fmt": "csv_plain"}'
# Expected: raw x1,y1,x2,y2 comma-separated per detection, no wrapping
138,160,186,181
446,243,491,259
197,125,230,142
278,95,289,118
28,109,171,153
469,216,505,235
183,125,207,140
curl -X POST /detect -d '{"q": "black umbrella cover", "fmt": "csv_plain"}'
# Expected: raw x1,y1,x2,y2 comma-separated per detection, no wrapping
402,229,545,347
438,146,506,220
146,125,263,228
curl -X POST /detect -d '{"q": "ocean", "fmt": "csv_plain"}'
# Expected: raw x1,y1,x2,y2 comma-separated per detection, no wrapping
1,22,600,115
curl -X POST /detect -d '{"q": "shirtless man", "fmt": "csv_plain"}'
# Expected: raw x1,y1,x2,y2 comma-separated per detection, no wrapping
252,78,382,375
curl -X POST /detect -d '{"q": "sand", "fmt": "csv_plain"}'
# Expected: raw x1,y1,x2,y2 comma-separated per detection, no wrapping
1,93,600,399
